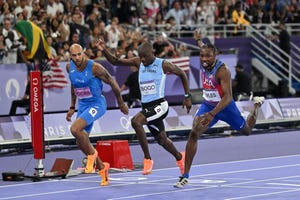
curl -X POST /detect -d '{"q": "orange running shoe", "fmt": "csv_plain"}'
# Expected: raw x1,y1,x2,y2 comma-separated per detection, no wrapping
142,159,153,175
176,151,185,175
98,162,110,186
85,150,98,173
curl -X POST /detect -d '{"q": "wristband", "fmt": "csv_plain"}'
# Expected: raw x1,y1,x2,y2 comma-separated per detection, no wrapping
184,93,191,98
69,106,75,110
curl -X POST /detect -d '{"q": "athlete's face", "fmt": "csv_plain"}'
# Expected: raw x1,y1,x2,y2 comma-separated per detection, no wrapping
138,50,154,66
200,47,216,71
70,48,84,67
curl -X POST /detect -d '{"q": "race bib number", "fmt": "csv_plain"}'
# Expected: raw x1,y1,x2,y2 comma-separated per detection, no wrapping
140,81,156,96
74,87,92,99
89,107,97,117
203,90,221,102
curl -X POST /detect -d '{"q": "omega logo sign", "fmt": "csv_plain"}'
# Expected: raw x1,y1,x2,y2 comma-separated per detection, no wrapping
32,77,40,113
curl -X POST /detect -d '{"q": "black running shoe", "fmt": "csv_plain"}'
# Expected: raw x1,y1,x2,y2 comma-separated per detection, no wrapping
174,176,189,188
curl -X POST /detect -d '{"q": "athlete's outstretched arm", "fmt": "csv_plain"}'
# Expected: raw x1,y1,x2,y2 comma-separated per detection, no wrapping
93,63,129,115
96,39,140,67
194,29,205,48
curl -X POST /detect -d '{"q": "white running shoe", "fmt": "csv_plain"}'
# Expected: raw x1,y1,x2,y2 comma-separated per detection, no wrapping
174,176,189,188
253,96,265,106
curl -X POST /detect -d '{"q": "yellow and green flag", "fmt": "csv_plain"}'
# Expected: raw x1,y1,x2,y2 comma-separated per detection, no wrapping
15,20,51,60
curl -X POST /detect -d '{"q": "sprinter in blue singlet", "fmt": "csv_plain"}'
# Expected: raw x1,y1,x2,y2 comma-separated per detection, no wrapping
174,30,265,188
97,40,192,176
66,44,128,186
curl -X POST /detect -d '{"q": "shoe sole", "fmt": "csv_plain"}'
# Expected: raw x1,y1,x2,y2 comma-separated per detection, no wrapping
142,171,152,175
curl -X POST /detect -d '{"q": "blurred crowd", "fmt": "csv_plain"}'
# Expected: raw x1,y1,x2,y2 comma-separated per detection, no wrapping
0,0,299,64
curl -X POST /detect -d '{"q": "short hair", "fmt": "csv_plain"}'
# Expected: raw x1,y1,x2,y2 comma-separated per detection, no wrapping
201,43,218,54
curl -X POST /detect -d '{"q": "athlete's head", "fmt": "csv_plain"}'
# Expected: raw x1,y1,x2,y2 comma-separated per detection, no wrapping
200,44,217,71
137,42,155,66
70,43,85,67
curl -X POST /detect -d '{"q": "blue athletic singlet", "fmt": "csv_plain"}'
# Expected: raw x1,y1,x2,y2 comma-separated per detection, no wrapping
68,60,107,132
139,57,166,103
196,59,246,130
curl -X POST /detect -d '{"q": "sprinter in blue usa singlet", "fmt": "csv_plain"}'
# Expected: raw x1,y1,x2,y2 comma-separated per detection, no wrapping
174,31,265,188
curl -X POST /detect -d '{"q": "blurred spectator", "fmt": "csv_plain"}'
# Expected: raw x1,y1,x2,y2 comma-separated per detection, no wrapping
165,16,178,37
138,11,151,27
105,17,124,51
2,18,20,64
116,0,139,24
116,40,128,58
0,34,5,64
232,64,252,101
2,18,19,39
86,12,98,30
14,0,32,20
232,1,250,36
71,5,85,25
120,50,141,108
152,33,176,58
69,8,90,47
57,41,70,61
46,35,59,61
85,47,95,59
289,0,300,24
46,0,64,19
0,2,15,25
262,1,280,24
164,1,184,26
90,0,109,24
182,1,196,32
144,0,160,22
276,22,291,74
3,30,21,64
177,43,190,57
215,2,232,37
69,32,80,45
152,12,166,31
9,88,30,116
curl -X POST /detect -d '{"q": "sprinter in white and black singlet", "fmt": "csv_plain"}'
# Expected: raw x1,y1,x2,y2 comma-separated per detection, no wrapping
97,40,192,176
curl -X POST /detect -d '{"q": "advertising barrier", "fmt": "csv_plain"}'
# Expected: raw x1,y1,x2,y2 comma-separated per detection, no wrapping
0,98,299,146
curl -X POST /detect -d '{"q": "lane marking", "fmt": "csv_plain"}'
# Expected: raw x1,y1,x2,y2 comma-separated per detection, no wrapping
224,189,300,200
267,183,300,187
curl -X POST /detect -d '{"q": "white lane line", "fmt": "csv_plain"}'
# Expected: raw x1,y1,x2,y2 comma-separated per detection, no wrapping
0,186,100,200
267,183,300,187
224,189,300,200
191,164,300,179
221,175,300,187
107,186,218,200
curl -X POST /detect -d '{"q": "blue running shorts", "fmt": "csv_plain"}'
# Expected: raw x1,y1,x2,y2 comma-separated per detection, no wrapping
195,100,246,130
